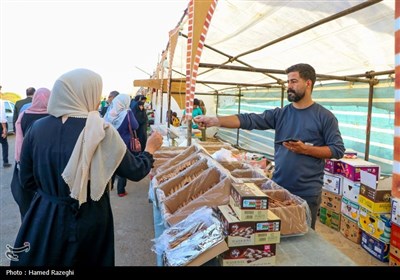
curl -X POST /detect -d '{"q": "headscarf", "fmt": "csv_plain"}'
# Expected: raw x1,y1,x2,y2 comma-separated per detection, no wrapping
15,87,51,162
47,68,126,205
103,94,131,129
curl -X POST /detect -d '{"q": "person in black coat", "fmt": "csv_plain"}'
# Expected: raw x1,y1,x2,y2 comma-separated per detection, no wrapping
132,101,148,152
10,68,162,266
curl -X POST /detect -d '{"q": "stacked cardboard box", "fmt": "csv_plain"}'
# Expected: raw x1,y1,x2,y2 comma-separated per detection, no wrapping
327,156,381,243
320,189,342,231
389,196,400,265
358,171,391,262
321,151,364,239
218,183,280,266
340,159,379,232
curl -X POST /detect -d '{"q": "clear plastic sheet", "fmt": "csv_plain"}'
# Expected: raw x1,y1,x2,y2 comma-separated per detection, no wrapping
152,207,225,266
259,179,311,236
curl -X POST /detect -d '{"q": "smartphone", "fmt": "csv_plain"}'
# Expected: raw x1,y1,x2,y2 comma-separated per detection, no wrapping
274,138,299,145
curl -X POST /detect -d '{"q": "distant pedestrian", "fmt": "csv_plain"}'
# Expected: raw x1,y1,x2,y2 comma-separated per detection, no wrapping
100,90,119,117
0,86,11,168
13,87,35,132
11,88,51,220
104,94,139,197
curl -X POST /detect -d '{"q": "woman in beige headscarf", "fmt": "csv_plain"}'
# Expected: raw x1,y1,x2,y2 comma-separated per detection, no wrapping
11,68,162,267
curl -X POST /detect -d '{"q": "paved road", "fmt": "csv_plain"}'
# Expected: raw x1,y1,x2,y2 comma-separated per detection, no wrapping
0,134,156,266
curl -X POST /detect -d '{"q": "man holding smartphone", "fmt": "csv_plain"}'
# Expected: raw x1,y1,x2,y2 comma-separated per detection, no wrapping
194,63,345,229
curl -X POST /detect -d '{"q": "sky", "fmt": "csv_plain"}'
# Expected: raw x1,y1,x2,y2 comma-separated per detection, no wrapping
0,0,188,98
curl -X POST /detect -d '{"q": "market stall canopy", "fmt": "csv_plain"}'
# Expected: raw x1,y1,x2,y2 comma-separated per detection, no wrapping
135,0,394,93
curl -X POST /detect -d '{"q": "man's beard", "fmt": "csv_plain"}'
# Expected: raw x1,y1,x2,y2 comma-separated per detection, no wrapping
287,89,305,102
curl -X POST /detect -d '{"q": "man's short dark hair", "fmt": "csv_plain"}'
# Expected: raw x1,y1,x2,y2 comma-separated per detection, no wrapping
109,91,119,98
285,63,316,89
26,87,36,96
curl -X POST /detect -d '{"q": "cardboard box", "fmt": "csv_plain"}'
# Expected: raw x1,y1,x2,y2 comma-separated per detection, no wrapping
230,169,267,180
341,196,360,222
342,177,361,203
218,205,281,247
340,214,362,244
324,150,358,174
359,184,391,204
219,244,276,266
186,241,229,266
154,145,199,174
229,183,268,221
323,172,343,195
391,197,400,227
358,194,391,214
324,159,343,174
359,171,391,202
162,167,231,226
389,254,400,266
218,161,253,172
358,206,391,244
390,243,400,260
360,230,390,262
155,158,209,204
262,188,308,236
339,158,380,182
321,190,342,212
391,223,400,248
319,206,341,231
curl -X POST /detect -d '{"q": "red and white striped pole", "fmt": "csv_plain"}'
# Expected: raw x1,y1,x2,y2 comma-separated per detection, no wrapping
394,0,400,197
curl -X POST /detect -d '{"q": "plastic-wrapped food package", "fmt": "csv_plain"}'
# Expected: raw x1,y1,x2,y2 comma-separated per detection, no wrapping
152,207,226,266
260,180,311,236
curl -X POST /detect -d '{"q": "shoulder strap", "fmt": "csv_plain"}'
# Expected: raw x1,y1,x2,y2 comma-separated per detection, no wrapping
127,110,134,138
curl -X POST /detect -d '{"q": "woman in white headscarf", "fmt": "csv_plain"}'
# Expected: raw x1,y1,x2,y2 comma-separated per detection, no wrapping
104,93,139,197
11,68,162,267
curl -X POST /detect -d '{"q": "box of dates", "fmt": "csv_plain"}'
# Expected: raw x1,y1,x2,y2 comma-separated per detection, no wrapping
218,205,281,247
219,244,276,266
229,183,269,221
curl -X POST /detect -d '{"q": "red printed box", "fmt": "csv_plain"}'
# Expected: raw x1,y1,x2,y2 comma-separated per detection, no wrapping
389,254,400,266
391,223,400,249
339,158,380,182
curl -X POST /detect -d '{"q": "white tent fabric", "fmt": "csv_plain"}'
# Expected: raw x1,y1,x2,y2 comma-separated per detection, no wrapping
168,0,394,92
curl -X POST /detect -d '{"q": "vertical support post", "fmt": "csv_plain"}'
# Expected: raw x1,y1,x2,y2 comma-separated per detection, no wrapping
364,80,375,161
236,87,242,146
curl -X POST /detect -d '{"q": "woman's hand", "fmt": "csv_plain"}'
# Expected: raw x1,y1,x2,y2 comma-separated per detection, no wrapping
145,131,163,154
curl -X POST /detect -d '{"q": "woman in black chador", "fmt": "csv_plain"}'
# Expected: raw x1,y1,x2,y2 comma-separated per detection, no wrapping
10,68,163,266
